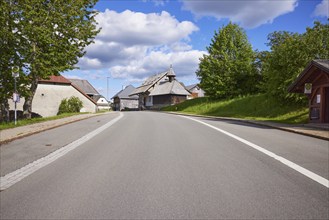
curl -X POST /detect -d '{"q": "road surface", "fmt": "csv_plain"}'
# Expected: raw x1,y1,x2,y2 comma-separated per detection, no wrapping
1,111,328,219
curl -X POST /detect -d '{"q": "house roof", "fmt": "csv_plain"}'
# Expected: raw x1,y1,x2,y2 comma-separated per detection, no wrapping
38,75,71,84
112,85,138,99
90,94,109,103
69,78,99,95
149,80,191,96
186,84,199,91
130,66,190,97
288,59,329,93
130,71,168,96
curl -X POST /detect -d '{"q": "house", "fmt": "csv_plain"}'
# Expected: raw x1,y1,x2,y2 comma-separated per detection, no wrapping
112,85,139,111
288,60,329,123
130,66,191,109
186,84,205,99
69,78,110,111
92,94,111,111
9,75,98,117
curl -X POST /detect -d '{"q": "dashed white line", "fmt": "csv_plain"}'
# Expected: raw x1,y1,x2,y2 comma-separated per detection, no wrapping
0,112,124,191
181,115,329,188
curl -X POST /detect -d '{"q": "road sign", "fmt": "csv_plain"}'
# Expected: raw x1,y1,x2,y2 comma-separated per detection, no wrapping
304,83,312,94
12,66,19,78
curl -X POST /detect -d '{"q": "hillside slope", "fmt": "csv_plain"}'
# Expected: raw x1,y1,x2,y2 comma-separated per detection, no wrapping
162,94,308,124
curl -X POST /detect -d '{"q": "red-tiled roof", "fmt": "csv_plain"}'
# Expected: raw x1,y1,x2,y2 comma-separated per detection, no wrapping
39,75,71,84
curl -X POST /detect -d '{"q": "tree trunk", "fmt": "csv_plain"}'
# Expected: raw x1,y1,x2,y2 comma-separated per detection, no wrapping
23,76,38,119
0,99,10,123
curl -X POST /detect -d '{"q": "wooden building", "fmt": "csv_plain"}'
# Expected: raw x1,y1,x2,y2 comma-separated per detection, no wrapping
130,66,191,110
288,60,329,123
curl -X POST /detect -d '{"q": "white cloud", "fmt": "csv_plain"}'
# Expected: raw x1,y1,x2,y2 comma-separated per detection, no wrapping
182,0,298,28
313,0,329,17
109,49,204,82
78,9,204,83
142,0,168,6
63,74,82,80
96,9,198,46
78,57,102,69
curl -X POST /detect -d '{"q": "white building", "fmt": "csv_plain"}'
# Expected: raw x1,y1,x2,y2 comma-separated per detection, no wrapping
9,75,98,117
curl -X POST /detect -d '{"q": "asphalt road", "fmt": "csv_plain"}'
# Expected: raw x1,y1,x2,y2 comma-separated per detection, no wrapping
0,111,328,219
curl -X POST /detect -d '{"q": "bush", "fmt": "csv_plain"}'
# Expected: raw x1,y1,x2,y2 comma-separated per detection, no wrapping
58,96,83,115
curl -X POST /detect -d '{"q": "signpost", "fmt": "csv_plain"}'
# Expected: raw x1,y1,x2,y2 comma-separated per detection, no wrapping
12,66,19,125
304,83,312,94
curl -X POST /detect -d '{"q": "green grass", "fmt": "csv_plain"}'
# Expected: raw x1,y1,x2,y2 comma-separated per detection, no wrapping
162,94,309,124
0,112,89,130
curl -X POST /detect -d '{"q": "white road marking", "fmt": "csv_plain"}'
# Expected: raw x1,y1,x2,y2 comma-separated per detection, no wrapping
0,112,124,191
181,115,329,188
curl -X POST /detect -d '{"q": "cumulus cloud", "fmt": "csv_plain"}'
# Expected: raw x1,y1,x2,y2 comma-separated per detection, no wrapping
313,0,329,17
78,9,204,82
96,9,198,46
110,50,204,81
182,0,298,28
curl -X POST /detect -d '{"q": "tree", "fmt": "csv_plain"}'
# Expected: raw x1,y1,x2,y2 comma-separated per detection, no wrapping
58,96,83,115
1,0,100,119
0,1,18,122
196,22,259,99
261,21,329,103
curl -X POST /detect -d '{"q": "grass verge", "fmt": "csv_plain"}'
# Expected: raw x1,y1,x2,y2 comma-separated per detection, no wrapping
0,112,89,130
162,94,308,124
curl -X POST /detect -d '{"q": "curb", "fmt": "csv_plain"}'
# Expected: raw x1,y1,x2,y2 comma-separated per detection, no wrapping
0,114,102,145
166,112,329,141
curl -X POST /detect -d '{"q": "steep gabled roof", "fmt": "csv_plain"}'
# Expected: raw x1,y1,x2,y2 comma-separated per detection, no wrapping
288,60,329,93
130,71,168,96
149,80,190,96
112,85,138,99
69,78,99,95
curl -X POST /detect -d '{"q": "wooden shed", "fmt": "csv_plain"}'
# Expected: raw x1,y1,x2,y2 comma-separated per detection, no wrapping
288,60,329,123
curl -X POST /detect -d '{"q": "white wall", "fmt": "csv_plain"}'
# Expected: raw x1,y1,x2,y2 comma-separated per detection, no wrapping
9,84,97,117
120,99,139,110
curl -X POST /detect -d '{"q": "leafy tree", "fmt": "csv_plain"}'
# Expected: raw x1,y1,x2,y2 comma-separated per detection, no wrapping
261,21,329,103
196,22,259,99
0,0,100,119
58,96,83,115
0,1,19,122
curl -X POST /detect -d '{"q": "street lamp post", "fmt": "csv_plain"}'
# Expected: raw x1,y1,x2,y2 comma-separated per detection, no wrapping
107,76,110,110
107,77,110,101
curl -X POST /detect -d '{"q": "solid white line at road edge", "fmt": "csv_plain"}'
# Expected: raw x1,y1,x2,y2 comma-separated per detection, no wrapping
181,115,329,188
0,112,124,191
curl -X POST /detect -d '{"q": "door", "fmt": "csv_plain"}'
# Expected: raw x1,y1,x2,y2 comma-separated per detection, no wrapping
324,87,329,123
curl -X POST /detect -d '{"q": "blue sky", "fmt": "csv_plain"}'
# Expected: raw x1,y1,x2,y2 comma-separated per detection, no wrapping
63,0,328,101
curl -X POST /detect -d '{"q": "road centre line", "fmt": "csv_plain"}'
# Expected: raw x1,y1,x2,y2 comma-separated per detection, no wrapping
0,112,124,191
181,115,329,188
